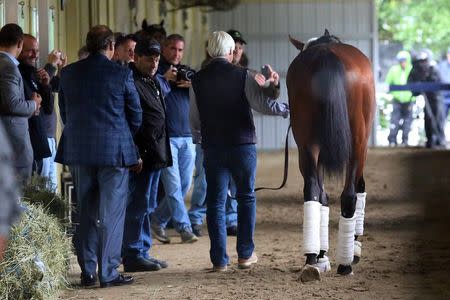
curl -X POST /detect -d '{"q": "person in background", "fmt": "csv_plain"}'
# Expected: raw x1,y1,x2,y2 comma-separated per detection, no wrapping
112,33,136,66
386,50,414,146
56,25,142,288
122,38,172,273
438,47,450,123
408,50,446,148
77,45,89,60
190,31,289,272
0,121,21,262
0,23,41,186
18,34,64,190
151,34,198,244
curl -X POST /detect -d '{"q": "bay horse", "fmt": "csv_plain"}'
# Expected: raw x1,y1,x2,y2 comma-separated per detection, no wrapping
286,30,375,280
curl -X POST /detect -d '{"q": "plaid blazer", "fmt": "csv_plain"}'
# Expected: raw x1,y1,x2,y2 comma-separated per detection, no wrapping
55,54,142,167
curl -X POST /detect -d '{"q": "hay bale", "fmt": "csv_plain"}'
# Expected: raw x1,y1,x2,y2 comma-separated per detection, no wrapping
22,175,69,223
0,203,71,300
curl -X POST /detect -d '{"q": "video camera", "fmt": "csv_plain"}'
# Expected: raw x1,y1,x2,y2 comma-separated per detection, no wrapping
176,65,196,81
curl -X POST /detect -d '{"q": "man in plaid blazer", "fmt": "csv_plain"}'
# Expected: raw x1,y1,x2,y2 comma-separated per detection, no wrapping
55,25,142,288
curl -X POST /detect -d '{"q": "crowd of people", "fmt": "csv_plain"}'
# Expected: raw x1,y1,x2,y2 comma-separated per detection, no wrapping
386,47,450,148
0,21,289,288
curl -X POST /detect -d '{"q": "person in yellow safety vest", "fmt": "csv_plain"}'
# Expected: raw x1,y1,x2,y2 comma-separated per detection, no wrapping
386,50,414,146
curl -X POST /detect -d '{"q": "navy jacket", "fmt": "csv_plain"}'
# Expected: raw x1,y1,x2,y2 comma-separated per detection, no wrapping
55,53,142,167
157,57,192,138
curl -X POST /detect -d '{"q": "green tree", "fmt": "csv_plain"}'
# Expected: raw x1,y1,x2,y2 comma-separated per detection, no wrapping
378,0,450,57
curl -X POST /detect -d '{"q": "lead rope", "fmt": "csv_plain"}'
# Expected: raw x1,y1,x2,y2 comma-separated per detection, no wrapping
255,124,291,191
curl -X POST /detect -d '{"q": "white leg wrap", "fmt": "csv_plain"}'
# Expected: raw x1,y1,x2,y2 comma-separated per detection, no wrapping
336,216,356,266
320,206,329,252
355,192,366,236
303,201,321,255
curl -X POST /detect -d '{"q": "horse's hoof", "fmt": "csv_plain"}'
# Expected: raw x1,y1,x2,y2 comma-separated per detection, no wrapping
314,256,331,273
337,264,353,276
299,265,321,283
353,240,362,265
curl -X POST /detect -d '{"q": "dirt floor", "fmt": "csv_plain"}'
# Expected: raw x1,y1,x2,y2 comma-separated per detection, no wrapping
60,147,450,299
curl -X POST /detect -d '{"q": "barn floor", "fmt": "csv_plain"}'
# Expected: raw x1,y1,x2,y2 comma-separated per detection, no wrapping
60,148,450,299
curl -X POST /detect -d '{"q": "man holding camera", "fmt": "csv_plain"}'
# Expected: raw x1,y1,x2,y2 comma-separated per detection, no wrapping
18,34,63,188
151,34,198,244
190,31,289,271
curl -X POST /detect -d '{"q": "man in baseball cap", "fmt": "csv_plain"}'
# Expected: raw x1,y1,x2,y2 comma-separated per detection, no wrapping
122,37,171,272
226,29,247,45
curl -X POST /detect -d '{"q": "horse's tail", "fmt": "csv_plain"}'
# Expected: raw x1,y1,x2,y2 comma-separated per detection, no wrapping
312,50,351,174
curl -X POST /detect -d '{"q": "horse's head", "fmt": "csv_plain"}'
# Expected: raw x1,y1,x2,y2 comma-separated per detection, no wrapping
289,29,341,52
141,19,167,43
410,51,432,81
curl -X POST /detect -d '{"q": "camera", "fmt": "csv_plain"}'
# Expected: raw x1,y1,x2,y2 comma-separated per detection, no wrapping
176,65,196,81
261,65,270,80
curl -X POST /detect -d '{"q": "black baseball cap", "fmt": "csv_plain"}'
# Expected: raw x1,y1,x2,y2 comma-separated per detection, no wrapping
134,39,161,56
227,29,247,45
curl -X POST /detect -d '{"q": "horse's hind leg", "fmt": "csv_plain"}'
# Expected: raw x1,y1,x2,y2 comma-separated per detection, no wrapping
336,163,358,275
299,147,321,265
354,175,367,264
298,147,324,282
317,168,331,272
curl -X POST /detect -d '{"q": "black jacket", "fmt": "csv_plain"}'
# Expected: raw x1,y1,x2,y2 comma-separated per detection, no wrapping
18,63,52,160
130,63,172,171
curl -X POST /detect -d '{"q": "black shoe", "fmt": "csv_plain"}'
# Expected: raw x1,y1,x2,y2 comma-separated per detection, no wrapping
100,274,134,288
123,257,162,272
80,273,96,287
180,229,199,243
147,257,168,268
227,225,238,236
192,224,203,237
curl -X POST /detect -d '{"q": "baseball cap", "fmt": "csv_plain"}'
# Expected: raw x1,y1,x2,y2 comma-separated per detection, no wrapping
134,39,160,56
396,50,409,62
227,29,247,45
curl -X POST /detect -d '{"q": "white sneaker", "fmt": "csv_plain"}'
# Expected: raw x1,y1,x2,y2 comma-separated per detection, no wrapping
238,253,258,269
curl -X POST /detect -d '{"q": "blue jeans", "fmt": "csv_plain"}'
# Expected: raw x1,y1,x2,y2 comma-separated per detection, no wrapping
152,137,195,232
40,137,57,191
204,144,257,267
71,165,128,283
122,169,161,260
189,145,238,227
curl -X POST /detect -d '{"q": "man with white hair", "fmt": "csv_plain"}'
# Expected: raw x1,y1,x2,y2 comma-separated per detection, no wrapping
190,31,289,271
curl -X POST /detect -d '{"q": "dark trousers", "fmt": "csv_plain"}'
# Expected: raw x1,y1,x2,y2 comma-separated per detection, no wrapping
71,165,129,283
424,94,446,148
388,101,413,145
